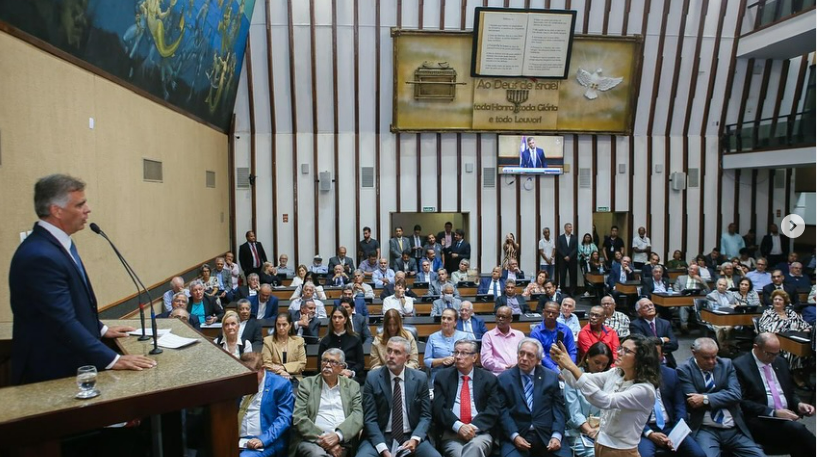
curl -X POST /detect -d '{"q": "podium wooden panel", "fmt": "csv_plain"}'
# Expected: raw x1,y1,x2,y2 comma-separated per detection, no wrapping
0,319,257,457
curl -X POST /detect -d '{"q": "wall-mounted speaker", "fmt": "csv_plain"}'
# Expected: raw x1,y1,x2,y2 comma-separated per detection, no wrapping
301,164,310,174
670,172,687,191
319,171,332,191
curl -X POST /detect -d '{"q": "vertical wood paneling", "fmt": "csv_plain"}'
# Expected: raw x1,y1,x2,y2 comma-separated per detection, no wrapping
309,0,320,252
245,39,258,236
286,0,300,262
331,0,340,248
265,0,279,258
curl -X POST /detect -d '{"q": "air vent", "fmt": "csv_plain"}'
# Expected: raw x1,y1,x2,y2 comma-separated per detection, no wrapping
578,168,591,188
483,167,496,187
774,169,785,189
143,159,163,182
688,168,699,188
361,167,374,188
237,167,250,188
206,171,216,188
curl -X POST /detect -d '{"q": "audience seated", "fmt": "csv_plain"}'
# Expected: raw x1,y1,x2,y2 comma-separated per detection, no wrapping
576,306,619,362
308,255,328,275
762,269,799,307
430,268,459,297
563,342,611,457
235,299,263,352
317,306,365,384
556,297,581,340
744,258,771,292
785,262,810,290
186,280,224,326
477,266,505,296
291,272,328,301
289,348,363,457
601,295,630,338
455,301,487,340
226,272,261,303
251,284,280,320
497,338,569,457
327,246,355,277
629,298,678,368
424,308,469,388
237,353,294,457
350,269,375,300
333,284,369,317
259,261,282,287
215,311,253,358
416,259,439,283
162,276,188,313
431,283,462,317
382,281,415,317
495,279,529,315
677,337,765,457
673,264,709,332
275,254,295,279
522,270,548,297
731,277,760,307
758,290,813,386
480,306,525,376
718,262,740,289
501,258,525,282
451,259,471,284
372,258,396,288
705,279,739,348
358,253,379,277
262,312,306,382
288,283,327,318
290,299,322,344
665,250,687,270
325,264,350,287
391,250,417,276
158,291,201,329
379,271,420,300
369,309,420,370
530,301,577,372
733,333,816,457
338,297,372,345
432,339,501,457
536,280,564,311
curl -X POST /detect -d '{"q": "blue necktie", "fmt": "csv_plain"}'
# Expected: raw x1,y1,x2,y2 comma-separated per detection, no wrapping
493,281,498,296
523,374,534,411
653,397,666,429
69,242,87,284
704,371,724,423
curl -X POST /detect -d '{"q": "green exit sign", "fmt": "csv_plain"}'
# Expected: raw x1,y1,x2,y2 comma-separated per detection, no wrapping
422,206,436,213
596,206,610,212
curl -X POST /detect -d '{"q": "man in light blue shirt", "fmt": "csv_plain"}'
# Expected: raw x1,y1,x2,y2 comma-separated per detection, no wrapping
372,258,396,287
720,223,745,259
745,258,772,292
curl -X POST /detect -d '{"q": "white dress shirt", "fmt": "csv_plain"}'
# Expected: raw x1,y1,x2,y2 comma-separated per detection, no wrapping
315,381,348,434
383,295,415,316
452,369,478,432
240,371,266,437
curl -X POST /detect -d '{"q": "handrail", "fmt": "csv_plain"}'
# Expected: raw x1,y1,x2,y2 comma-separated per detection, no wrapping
744,0,815,33
722,110,815,154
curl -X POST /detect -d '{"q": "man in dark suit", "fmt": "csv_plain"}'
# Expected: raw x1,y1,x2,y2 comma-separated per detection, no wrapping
762,270,799,307
291,299,321,344
733,333,815,457
677,337,765,457
456,301,488,340
325,264,351,287
535,280,563,312
495,280,530,315
520,137,547,169
409,225,426,261
556,223,578,297
335,285,369,317
438,222,455,251
339,298,373,345
433,339,501,457
391,250,418,276
444,229,471,276
629,298,678,368
225,272,261,303
380,271,420,300
186,280,224,325
501,258,525,282
327,246,355,276
248,284,279,320
497,338,569,457
760,223,789,268
638,337,706,457
478,266,506,296
9,174,156,385
239,230,268,277
358,337,441,457
389,226,410,264
606,255,637,307
236,299,264,352
641,265,673,321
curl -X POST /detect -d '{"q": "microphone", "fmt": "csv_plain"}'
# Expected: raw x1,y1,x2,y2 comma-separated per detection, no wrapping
90,223,163,354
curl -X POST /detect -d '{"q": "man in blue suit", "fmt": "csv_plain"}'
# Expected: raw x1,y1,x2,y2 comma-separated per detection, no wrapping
478,266,506,296
249,284,279,320
629,298,679,368
497,338,568,457
238,353,294,457
638,337,706,457
357,337,441,457
9,174,156,385
520,137,547,169
456,301,488,340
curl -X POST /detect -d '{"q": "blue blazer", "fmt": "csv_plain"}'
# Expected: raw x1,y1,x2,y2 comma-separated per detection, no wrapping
477,277,505,295
500,269,526,281
249,294,279,320
333,297,369,317
456,316,488,340
9,224,117,385
643,365,687,434
497,365,569,457
240,371,294,457
606,263,637,290
677,357,752,439
629,317,678,367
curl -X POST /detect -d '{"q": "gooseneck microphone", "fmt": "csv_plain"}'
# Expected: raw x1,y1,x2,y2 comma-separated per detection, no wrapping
90,223,162,354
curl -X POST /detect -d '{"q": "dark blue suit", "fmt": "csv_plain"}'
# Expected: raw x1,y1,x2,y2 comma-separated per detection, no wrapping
630,317,678,368
249,295,279,320
497,365,569,457
240,371,294,457
456,316,488,340
606,263,636,291
9,224,117,385
501,269,526,281
638,365,705,457
478,277,505,295
333,297,369,317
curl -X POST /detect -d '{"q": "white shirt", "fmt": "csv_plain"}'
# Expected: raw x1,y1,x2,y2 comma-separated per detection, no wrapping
383,295,415,316
562,368,655,449
751,351,788,410
240,371,266,437
288,298,328,318
769,234,782,255
257,300,269,320
37,220,118,368
488,280,503,297
461,319,475,338
315,380,347,433
452,369,478,432
539,238,555,265
632,236,651,264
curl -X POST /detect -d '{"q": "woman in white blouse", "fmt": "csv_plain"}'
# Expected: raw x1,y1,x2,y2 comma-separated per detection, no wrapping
214,311,253,358
551,333,660,457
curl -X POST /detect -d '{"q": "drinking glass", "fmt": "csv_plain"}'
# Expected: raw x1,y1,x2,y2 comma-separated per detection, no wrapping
75,365,100,399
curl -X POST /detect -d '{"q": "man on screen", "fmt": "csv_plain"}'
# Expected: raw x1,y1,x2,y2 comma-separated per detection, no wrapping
520,137,546,169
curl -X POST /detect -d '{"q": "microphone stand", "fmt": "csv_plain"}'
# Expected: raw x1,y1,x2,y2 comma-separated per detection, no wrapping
91,224,163,354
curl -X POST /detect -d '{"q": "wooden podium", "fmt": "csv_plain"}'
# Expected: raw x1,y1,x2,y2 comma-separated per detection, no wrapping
0,319,257,457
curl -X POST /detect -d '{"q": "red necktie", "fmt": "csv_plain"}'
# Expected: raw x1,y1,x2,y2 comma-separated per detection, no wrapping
250,243,260,268
460,375,472,424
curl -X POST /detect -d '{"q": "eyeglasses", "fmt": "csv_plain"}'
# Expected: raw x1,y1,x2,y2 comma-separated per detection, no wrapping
321,359,344,367
452,351,475,357
617,346,636,356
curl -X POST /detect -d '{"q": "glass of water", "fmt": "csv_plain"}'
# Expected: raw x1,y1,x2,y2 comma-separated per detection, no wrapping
75,365,100,399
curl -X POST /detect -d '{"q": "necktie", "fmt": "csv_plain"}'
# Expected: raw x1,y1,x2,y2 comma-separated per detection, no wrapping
650,321,657,337
250,243,260,268
398,238,403,251
523,374,534,411
460,375,472,424
392,378,405,444
457,241,461,249
336,277,342,286
653,397,666,429
465,320,472,335
493,281,498,296
69,242,87,284
703,371,724,423
762,364,784,410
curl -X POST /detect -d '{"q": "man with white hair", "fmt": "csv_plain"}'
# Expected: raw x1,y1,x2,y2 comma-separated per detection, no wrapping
629,298,678,368
456,301,488,340
432,283,462,317
162,276,189,312
289,283,327,318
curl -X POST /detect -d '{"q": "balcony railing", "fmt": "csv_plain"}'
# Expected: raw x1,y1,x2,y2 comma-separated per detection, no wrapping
722,111,815,153
747,0,816,32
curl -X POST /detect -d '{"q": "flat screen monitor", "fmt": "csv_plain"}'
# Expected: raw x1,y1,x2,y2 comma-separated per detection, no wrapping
498,135,564,175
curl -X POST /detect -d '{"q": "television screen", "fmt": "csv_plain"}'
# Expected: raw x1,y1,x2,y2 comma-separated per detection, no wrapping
497,135,565,175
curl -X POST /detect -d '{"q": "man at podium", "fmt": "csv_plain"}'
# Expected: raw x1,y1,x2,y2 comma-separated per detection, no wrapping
9,174,156,385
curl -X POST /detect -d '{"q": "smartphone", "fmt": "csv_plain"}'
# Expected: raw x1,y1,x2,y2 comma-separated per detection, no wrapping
556,331,565,345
